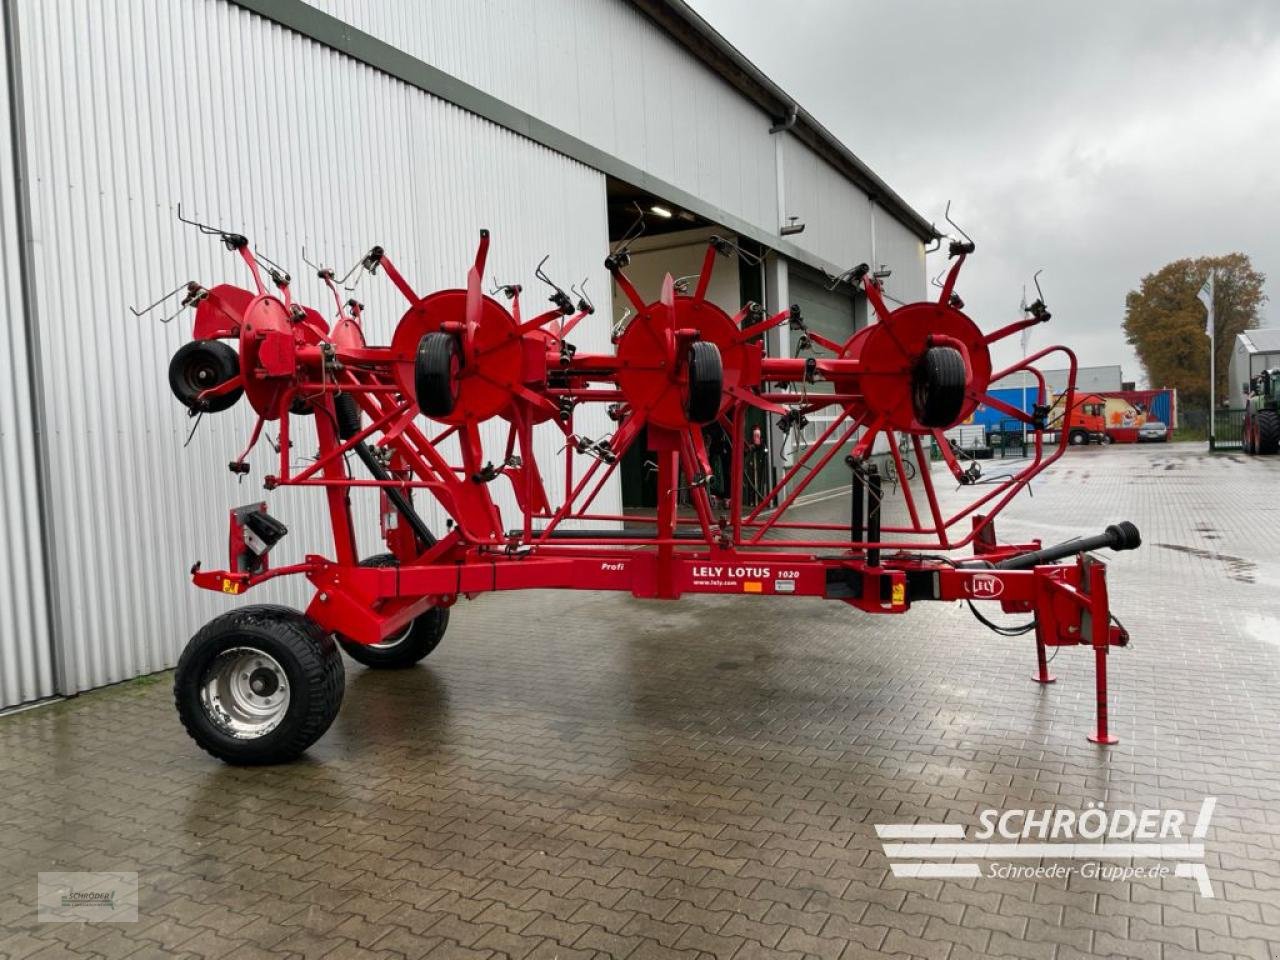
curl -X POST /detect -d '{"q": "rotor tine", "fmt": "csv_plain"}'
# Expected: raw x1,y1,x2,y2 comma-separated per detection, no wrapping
337,249,372,288
176,203,245,245
943,200,973,245
609,202,648,258
301,246,328,275
129,280,191,318
825,267,853,291
182,410,205,448
254,248,291,285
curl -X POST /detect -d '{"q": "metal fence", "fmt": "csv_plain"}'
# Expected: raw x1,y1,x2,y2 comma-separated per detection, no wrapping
1209,409,1245,451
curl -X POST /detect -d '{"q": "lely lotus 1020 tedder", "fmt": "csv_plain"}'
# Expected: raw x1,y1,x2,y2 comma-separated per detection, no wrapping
153,209,1140,764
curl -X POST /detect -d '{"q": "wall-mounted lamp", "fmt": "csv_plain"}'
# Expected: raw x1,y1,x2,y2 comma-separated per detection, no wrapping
780,215,805,236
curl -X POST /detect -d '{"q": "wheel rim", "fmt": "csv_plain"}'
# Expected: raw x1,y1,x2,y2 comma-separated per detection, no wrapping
183,354,222,394
200,647,290,739
369,623,412,651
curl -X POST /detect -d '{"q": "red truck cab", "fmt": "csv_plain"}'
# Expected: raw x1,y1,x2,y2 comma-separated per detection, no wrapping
1050,393,1108,446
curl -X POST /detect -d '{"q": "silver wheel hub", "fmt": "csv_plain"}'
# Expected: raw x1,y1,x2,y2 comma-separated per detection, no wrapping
201,647,290,739
369,623,412,650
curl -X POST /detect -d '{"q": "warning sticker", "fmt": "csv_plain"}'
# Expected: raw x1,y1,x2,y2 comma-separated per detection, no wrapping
774,579,796,593
743,581,763,593
891,582,905,605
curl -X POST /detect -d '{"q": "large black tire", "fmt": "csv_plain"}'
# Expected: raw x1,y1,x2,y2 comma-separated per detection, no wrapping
912,346,966,428
415,332,461,418
337,555,449,668
1068,429,1089,446
1257,410,1280,455
684,341,723,424
169,340,243,413
174,605,345,765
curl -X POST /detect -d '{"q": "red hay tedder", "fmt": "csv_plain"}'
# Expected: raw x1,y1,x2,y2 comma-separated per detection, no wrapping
156,210,1140,764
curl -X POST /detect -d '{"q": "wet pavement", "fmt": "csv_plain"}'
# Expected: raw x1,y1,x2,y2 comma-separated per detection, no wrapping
2,442,1279,959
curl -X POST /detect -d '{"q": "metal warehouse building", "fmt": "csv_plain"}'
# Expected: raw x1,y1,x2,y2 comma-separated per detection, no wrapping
0,0,932,710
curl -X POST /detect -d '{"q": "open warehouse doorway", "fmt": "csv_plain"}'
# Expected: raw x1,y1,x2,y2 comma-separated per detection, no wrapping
779,263,868,500
604,178,768,512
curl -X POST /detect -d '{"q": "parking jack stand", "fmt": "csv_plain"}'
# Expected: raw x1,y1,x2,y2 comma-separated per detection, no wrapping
1031,622,1056,684
1087,645,1119,745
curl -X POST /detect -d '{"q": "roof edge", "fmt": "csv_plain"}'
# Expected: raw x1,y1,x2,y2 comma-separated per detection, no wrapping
628,0,939,243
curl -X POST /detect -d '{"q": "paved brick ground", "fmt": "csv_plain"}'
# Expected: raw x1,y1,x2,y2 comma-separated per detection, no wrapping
2,442,1279,960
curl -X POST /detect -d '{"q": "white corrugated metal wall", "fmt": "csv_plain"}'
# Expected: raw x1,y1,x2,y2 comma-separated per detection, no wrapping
872,209,928,306
12,0,615,696
0,13,55,709
778,135,926,308
303,0,780,238
0,0,930,706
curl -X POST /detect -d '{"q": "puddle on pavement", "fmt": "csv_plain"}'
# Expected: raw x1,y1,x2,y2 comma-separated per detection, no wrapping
1155,542,1257,583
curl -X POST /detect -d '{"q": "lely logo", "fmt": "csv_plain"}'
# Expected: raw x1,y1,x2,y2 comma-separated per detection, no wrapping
876,799,1217,897
965,573,1004,598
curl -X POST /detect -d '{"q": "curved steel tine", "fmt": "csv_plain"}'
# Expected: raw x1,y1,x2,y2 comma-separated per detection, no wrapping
824,266,854,291
254,248,291,285
129,280,191,318
176,203,245,246
609,202,647,257
336,249,372,288
943,200,973,245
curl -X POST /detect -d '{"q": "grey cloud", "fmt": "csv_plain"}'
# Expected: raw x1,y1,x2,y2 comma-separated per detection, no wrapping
689,0,1280,381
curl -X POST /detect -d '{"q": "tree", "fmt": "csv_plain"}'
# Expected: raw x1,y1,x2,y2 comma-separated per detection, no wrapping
1122,253,1266,409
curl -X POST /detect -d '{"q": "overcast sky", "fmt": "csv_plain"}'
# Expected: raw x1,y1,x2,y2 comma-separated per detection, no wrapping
688,0,1280,383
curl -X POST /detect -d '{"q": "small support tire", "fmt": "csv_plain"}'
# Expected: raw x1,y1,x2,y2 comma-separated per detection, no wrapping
415,332,461,418
174,605,345,765
684,341,723,424
337,555,449,668
912,346,967,428
169,340,243,413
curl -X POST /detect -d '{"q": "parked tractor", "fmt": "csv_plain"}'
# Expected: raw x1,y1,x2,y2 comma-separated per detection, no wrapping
1243,369,1280,455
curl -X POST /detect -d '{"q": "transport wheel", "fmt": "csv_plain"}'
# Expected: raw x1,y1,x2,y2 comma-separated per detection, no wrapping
337,555,449,668
1257,410,1280,455
684,341,723,424
1100,434,1113,445
415,332,461,418
174,605,345,765
1068,429,1089,446
169,339,243,413
912,346,967,428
